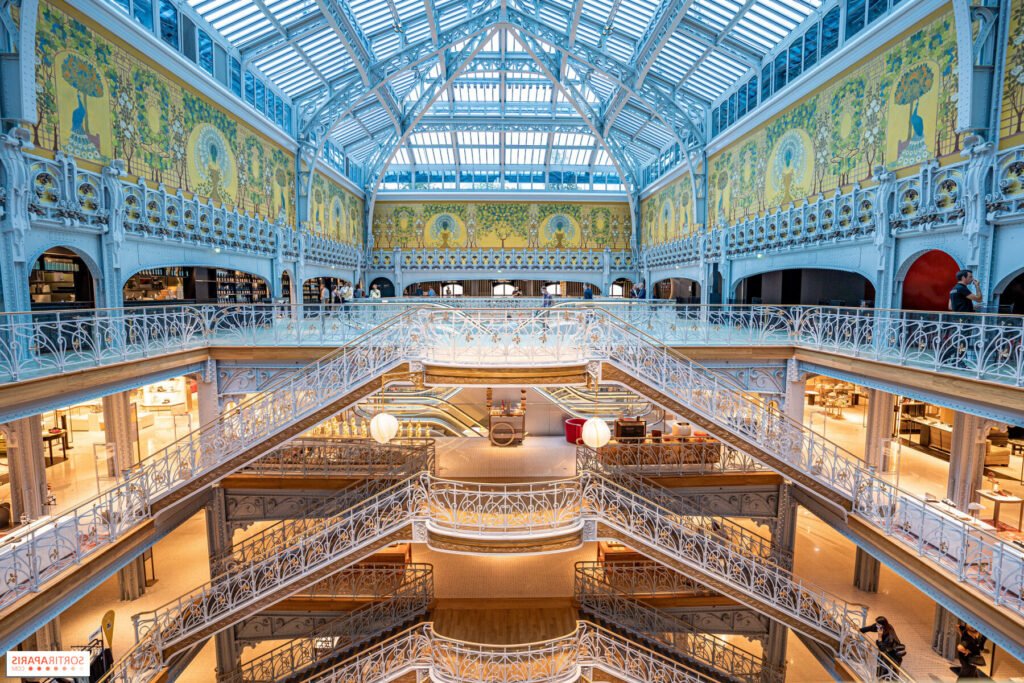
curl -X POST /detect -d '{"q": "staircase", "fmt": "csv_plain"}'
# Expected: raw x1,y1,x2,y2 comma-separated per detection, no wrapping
587,312,1024,629
106,472,895,682
216,440,434,574
575,561,783,683
297,621,720,683
578,445,790,567
0,311,421,616
224,564,433,683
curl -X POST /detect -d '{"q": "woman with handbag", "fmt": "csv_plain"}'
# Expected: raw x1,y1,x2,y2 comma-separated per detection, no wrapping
860,616,905,680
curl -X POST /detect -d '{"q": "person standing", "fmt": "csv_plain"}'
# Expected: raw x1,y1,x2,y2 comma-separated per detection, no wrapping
426,287,436,297
369,284,382,299
583,285,593,300
949,269,983,312
319,282,330,315
859,616,905,679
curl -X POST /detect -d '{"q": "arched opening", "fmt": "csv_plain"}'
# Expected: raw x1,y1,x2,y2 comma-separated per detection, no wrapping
29,247,96,310
610,278,634,298
996,270,1024,314
732,268,875,306
123,267,269,305
653,278,701,302
492,282,516,297
900,250,960,311
370,277,396,298
303,277,351,303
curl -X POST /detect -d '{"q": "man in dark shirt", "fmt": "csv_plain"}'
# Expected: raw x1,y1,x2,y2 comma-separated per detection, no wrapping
949,269,983,312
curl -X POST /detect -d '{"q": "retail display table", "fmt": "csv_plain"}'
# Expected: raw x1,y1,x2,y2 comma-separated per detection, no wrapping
977,489,1024,532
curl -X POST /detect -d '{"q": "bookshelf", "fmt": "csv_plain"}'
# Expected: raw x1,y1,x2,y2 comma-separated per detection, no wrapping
215,270,270,304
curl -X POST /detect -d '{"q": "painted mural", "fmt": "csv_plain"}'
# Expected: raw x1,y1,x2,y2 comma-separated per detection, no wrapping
372,202,632,251
640,172,697,247
310,172,364,245
1001,0,1024,147
31,1,369,236
691,11,959,231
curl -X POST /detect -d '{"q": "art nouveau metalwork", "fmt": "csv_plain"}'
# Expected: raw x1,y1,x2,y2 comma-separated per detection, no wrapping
226,564,433,683
575,563,780,683
1,302,1021,387
105,472,893,683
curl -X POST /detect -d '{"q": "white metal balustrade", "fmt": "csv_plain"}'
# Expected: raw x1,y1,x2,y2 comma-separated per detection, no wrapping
224,564,434,683
574,562,781,683
1,302,1021,385
0,311,420,616
586,312,1024,622
300,621,769,683
103,473,890,683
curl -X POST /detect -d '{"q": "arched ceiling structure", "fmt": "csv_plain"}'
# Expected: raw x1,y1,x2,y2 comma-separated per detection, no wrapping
187,0,822,195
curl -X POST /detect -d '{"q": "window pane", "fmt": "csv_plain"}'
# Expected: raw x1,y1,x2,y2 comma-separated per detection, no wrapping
728,92,738,125
244,72,255,106
254,80,265,113
113,0,130,14
197,30,214,75
868,0,888,23
846,0,866,39
773,52,787,91
276,97,284,126
788,43,802,81
159,0,178,49
230,58,242,96
822,8,840,57
737,83,748,117
284,104,292,134
746,77,758,111
721,98,730,129
133,0,153,30
803,26,819,69
761,64,772,100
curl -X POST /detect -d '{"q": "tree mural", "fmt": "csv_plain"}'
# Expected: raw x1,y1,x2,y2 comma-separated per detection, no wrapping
1005,0,1024,136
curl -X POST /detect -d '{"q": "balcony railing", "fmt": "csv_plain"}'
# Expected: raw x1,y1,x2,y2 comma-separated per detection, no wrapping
1,302,1021,387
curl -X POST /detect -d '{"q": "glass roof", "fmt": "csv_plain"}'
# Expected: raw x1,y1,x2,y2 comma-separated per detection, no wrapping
186,0,823,191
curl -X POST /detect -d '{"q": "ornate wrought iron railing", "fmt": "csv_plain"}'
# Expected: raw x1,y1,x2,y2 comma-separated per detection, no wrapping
0,310,420,614
586,311,1024,618
576,439,765,477
219,441,434,573
1,302,1021,386
579,457,789,568
575,563,781,683
15,149,360,269
302,621,758,683
574,561,715,599
239,437,436,479
109,472,885,683
224,564,434,683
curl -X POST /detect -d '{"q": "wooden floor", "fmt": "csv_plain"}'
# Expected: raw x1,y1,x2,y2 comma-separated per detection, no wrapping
430,598,578,644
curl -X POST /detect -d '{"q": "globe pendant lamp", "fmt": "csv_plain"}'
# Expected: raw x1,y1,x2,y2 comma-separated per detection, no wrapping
581,417,611,449
370,412,399,444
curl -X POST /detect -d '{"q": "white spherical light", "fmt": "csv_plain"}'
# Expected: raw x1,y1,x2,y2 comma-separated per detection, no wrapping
370,413,399,444
581,418,611,449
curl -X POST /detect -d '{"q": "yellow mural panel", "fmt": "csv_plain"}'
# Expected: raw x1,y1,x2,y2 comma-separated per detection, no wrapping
673,10,959,232
640,172,698,247
372,201,631,251
1000,0,1024,147
33,0,363,245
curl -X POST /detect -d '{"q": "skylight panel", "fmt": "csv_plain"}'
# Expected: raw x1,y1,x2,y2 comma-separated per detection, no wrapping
391,147,412,165
507,147,545,165
538,4,568,31
506,131,546,146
